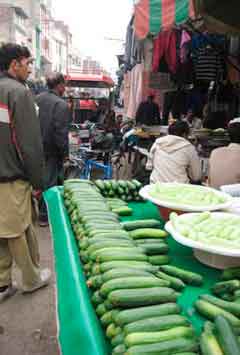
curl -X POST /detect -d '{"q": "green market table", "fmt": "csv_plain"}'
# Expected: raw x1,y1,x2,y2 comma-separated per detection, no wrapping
45,187,221,355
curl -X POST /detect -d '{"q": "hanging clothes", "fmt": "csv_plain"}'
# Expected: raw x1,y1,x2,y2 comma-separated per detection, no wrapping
152,30,177,74
126,63,144,120
180,30,191,63
195,46,224,83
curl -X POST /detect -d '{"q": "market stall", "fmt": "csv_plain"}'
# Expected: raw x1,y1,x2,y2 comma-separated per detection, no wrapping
45,180,240,355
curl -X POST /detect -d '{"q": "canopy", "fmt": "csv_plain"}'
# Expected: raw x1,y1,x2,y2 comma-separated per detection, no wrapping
193,0,240,35
134,0,195,39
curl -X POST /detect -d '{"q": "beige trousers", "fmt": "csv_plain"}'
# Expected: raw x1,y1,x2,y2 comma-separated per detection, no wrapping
0,224,41,290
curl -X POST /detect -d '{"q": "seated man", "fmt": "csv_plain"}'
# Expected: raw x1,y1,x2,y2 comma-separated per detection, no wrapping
208,119,240,189
146,121,201,184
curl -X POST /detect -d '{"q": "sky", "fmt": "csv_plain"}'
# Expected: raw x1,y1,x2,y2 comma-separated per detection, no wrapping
53,0,134,75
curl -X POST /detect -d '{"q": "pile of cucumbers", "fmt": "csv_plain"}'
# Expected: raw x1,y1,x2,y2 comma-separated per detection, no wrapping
194,266,240,354
94,179,143,202
64,179,202,355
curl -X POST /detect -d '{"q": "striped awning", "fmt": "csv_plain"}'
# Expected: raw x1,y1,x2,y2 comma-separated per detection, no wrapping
134,0,195,39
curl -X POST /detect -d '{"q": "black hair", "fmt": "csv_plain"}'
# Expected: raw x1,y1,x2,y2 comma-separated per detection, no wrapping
46,73,65,89
228,122,240,144
0,43,31,71
168,120,190,137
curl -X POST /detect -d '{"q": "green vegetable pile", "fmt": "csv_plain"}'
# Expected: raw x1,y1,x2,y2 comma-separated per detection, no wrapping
170,212,240,250
194,267,240,354
150,183,228,207
94,179,143,202
64,179,203,354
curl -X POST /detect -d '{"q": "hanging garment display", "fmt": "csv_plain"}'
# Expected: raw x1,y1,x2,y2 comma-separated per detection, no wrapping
152,30,177,73
195,46,225,82
126,63,144,119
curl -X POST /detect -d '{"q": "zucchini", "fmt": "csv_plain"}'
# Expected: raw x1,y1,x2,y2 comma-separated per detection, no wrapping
134,238,167,245
124,315,190,335
88,232,130,240
141,243,169,256
212,280,240,296
92,261,159,275
132,179,142,189
125,326,194,347
215,315,240,355
222,267,240,281
129,228,168,239
87,276,102,289
100,276,170,297
121,219,162,231
102,268,154,283
195,300,240,327
200,294,240,317
148,255,170,265
114,303,181,327
108,287,178,308
156,271,186,291
104,299,114,311
200,327,224,355
125,337,198,355
160,265,203,286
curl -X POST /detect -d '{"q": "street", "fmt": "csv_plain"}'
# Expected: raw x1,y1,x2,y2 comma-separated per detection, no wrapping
0,227,59,355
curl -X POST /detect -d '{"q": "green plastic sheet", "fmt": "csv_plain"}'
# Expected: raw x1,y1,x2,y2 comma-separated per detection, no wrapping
45,187,109,355
45,188,221,355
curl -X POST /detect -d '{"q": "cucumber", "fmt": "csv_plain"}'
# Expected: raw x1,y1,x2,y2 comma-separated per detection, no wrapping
222,267,240,281
156,271,186,291
111,333,124,347
132,179,142,189
114,303,181,327
104,299,114,311
106,323,121,339
212,280,240,296
200,327,224,355
102,268,154,283
112,344,126,354
94,261,159,274
95,303,107,317
200,294,240,317
124,315,190,335
121,219,162,231
88,232,130,240
125,337,198,355
160,265,203,286
129,228,168,239
87,241,133,255
195,300,240,327
141,243,169,255
94,251,148,263
108,287,178,308
91,291,104,306
125,326,195,347
112,207,133,216
87,276,103,289
101,310,119,327
215,315,240,355
100,277,170,297
148,255,170,265
134,238,167,245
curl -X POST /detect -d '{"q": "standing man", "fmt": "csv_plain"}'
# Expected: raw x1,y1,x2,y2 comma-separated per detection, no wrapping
135,95,161,126
0,43,51,302
36,73,71,226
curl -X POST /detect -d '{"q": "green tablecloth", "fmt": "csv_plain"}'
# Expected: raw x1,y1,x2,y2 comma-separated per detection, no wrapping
45,188,221,355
